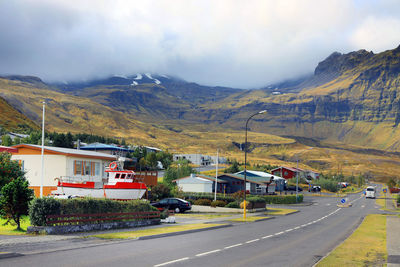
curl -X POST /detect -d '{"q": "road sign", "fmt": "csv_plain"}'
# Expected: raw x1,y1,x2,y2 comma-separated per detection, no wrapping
383,188,387,193
341,198,346,204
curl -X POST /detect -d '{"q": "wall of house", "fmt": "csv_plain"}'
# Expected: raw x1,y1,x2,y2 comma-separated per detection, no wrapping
177,182,212,193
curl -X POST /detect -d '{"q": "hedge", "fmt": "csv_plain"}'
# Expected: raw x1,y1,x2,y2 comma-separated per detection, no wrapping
211,200,227,207
263,195,303,204
225,201,240,208
181,192,235,203
397,194,400,204
29,197,157,226
194,198,212,206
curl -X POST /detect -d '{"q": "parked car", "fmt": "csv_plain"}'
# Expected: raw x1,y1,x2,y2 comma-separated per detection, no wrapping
286,185,303,191
310,185,321,192
151,198,191,213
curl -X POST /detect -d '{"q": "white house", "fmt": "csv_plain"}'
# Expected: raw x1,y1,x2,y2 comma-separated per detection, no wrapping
173,174,227,193
11,144,117,197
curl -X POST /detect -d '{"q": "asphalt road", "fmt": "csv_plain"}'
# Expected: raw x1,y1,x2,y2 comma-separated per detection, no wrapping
1,185,383,267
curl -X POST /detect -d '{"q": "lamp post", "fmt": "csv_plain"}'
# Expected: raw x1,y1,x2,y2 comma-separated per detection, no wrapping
40,101,45,198
243,110,267,219
295,147,313,202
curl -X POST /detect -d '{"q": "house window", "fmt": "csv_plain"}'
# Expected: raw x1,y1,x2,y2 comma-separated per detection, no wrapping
74,160,100,176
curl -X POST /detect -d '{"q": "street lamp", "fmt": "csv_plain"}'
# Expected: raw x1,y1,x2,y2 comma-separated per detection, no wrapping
243,110,267,219
295,147,313,202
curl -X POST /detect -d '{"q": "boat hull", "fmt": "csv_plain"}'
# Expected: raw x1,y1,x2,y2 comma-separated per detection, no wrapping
52,186,147,200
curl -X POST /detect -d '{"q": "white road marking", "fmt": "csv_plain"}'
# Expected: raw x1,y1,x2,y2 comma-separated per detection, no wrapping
196,249,221,257
301,224,307,227
361,205,365,208
262,235,273,239
275,231,285,235
285,229,293,232
224,243,242,249
294,226,300,230
154,257,190,266
246,239,260,244
326,203,331,206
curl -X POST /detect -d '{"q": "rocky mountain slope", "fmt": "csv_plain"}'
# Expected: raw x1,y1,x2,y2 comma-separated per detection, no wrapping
0,45,399,153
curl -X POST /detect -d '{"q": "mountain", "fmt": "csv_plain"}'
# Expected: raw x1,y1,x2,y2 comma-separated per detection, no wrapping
1,45,400,180
216,45,400,150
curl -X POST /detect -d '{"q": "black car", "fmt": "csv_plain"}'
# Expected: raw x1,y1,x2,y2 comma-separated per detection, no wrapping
151,198,191,213
286,185,303,191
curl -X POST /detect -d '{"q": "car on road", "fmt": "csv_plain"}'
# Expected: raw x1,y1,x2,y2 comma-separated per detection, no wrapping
151,198,191,213
365,186,376,199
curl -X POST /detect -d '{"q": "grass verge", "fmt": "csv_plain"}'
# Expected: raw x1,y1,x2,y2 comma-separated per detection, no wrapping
92,223,225,239
316,214,387,266
265,208,298,216
229,216,270,222
0,216,30,235
175,214,231,219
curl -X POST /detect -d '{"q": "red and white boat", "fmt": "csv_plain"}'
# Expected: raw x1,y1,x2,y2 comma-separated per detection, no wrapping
52,161,147,200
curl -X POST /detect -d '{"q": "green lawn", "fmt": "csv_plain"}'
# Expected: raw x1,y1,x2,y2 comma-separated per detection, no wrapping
316,214,387,266
0,215,30,235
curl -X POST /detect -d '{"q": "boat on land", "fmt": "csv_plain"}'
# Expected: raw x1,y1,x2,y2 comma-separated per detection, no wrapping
51,161,147,200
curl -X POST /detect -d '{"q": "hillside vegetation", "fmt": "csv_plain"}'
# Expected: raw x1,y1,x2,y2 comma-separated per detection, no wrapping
1,45,400,181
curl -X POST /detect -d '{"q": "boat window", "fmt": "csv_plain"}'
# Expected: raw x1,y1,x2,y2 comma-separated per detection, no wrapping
115,173,120,178
126,174,132,179
121,174,126,179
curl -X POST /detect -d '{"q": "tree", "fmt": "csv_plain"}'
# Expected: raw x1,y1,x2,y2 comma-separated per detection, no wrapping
0,152,25,189
149,184,171,201
163,163,195,187
0,177,34,230
224,160,240,173
1,135,12,146
145,152,158,169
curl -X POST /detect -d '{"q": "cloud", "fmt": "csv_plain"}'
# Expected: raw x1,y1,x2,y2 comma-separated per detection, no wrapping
0,0,399,88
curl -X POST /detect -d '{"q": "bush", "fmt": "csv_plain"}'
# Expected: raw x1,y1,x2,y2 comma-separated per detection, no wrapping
181,192,235,203
149,184,171,201
314,178,338,192
263,195,303,204
0,177,34,230
397,195,400,204
29,197,157,226
247,196,266,209
211,200,227,207
225,201,240,208
29,197,61,226
194,198,212,206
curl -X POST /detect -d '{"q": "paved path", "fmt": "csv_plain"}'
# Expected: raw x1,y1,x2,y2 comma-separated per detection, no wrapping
387,216,400,267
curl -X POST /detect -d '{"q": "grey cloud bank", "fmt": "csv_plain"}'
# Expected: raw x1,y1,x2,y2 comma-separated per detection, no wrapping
0,0,399,89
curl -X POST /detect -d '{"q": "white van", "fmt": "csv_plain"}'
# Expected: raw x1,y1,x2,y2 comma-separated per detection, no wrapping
365,186,376,199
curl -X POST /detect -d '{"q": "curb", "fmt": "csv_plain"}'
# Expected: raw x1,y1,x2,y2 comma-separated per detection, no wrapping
0,252,24,259
138,224,232,240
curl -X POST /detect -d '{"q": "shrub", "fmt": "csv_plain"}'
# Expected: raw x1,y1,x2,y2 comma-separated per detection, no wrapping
240,201,252,209
181,192,235,203
397,194,400,204
0,177,34,230
211,200,227,207
317,178,339,192
29,197,157,226
194,198,212,206
263,195,303,204
29,197,61,226
149,184,171,201
225,201,240,208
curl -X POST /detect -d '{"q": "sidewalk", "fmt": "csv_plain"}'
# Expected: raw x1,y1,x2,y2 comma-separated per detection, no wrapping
387,216,400,267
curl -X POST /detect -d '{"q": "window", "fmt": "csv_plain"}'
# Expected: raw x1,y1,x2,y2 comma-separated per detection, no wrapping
74,160,101,176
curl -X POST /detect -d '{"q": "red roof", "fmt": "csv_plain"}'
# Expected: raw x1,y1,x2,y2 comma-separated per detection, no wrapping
0,146,18,153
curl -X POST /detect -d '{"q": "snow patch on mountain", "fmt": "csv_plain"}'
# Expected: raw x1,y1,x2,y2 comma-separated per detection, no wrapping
113,74,128,79
134,74,142,80
131,81,138,86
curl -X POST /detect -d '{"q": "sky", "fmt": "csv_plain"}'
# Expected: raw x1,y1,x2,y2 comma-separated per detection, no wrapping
0,0,399,89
